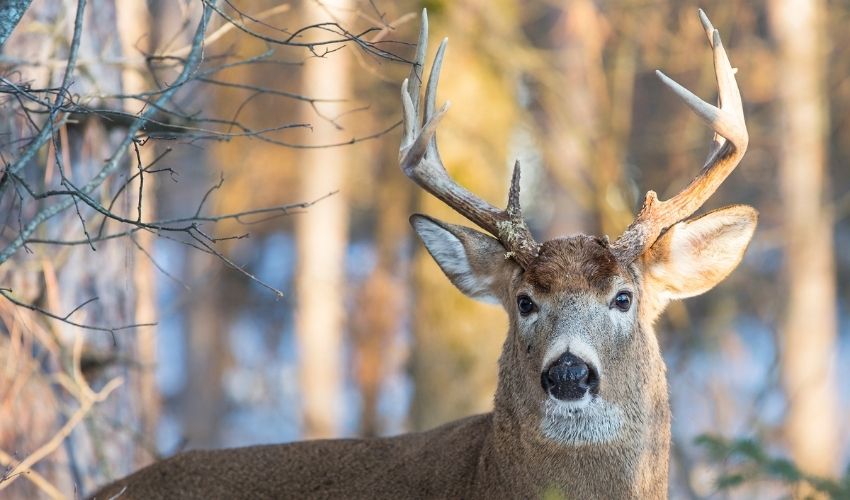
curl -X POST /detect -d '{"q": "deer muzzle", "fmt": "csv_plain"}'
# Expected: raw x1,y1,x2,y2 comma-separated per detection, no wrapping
541,352,600,401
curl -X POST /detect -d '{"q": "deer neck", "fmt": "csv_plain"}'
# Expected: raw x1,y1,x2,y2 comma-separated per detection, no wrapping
483,329,671,498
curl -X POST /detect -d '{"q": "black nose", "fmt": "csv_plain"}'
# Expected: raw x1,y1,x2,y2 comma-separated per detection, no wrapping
541,352,600,401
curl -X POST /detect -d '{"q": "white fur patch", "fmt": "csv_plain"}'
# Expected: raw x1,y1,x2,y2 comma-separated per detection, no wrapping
540,396,624,445
541,336,603,382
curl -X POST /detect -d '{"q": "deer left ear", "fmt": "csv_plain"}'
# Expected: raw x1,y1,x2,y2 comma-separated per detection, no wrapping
410,214,517,304
641,205,757,302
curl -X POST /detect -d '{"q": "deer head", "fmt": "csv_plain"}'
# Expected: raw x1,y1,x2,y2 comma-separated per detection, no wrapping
400,8,756,460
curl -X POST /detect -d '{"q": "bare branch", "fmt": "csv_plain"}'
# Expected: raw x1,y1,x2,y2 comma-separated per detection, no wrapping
0,289,155,337
201,0,408,63
0,1,214,265
0,450,63,500
0,0,34,47
22,193,336,246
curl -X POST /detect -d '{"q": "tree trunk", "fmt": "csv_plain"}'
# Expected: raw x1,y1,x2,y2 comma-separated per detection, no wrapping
769,0,840,480
182,251,229,448
294,0,352,439
116,0,159,467
351,141,412,437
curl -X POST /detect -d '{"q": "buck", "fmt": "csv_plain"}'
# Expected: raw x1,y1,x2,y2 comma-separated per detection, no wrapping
92,10,754,499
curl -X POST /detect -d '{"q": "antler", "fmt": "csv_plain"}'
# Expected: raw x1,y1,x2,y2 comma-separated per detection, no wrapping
399,10,539,268
612,10,749,263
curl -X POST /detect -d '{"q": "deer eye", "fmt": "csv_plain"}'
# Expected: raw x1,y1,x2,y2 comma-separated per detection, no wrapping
611,291,632,312
517,295,536,316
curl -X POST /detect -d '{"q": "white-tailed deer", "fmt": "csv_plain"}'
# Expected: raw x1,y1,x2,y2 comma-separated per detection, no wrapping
92,9,754,499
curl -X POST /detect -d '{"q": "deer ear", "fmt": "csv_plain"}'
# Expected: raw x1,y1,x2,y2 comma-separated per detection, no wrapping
642,205,757,302
411,214,515,304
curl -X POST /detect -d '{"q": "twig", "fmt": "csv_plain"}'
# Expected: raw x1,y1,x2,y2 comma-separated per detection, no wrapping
0,378,123,492
0,2,214,265
168,3,292,58
0,289,155,338
0,0,87,201
201,0,407,62
0,450,63,500
24,192,337,246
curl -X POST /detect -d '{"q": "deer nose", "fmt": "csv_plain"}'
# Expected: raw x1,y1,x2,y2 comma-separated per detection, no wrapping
541,352,600,401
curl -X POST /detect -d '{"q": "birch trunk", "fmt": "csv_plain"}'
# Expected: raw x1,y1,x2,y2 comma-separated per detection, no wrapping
294,0,352,439
769,0,840,480
116,0,159,466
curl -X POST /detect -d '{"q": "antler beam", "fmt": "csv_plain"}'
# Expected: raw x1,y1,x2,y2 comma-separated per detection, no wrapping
399,10,539,268
612,10,749,263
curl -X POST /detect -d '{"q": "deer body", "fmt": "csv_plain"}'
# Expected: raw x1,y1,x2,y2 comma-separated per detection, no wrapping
93,10,755,500
94,234,683,500
93,411,666,499
93,414,493,499
96,318,669,499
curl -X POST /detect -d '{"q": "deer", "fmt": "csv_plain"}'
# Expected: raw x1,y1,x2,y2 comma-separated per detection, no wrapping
91,9,754,500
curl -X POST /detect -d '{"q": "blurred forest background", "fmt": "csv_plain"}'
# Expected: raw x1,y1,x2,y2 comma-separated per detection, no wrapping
0,0,848,498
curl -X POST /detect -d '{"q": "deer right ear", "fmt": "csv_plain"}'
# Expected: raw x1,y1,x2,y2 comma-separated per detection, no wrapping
640,205,758,305
411,214,515,304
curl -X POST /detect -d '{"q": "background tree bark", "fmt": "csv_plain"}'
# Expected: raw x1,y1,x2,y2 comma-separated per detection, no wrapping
182,251,229,448
294,0,353,439
769,0,841,480
351,128,411,437
116,0,159,466
547,0,634,238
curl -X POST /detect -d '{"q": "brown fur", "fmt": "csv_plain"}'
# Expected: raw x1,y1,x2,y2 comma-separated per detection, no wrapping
527,236,623,294
491,236,670,499
93,415,493,499
90,409,665,499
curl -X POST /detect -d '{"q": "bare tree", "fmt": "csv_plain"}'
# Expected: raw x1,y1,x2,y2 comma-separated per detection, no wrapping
0,0,405,494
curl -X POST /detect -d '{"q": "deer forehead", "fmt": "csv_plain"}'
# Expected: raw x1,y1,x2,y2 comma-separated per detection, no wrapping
522,235,633,297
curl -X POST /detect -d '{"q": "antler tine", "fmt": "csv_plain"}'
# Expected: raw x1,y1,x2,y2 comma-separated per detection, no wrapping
424,38,447,163
612,10,749,263
698,9,725,161
406,9,429,117
399,10,539,268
